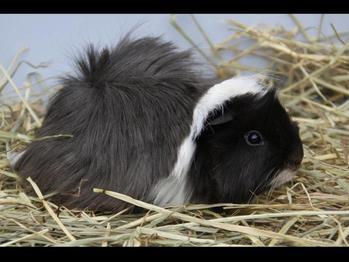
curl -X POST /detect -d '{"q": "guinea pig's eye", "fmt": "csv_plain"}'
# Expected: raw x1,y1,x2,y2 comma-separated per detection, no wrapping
244,130,264,146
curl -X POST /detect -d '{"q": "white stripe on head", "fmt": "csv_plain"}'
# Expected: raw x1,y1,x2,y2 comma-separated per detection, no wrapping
149,75,269,206
191,75,268,138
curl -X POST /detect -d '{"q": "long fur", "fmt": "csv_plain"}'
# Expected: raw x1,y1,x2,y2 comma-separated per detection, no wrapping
14,35,304,212
14,36,213,212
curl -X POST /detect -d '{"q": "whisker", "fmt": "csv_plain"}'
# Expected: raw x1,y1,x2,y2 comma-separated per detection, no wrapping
248,166,277,203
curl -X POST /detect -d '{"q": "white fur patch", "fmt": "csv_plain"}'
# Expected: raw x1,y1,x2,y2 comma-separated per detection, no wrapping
270,169,297,188
149,75,268,206
191,75,267,139
150,176,192,207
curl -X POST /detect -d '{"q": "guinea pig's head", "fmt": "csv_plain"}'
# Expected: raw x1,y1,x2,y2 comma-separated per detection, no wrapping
191,80,303,204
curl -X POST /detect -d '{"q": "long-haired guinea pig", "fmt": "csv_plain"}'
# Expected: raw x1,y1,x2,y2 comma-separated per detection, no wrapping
12,35,303,213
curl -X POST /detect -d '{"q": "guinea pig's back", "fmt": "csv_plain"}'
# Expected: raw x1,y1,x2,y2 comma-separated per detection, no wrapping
14,36,210,212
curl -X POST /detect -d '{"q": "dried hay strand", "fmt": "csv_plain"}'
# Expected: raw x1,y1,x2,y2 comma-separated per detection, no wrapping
0,14,349,246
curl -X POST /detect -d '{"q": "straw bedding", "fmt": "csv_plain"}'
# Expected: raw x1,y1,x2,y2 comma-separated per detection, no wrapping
0,14,348,246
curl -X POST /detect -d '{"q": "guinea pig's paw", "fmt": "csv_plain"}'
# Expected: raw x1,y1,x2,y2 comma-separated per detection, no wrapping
270,169,297,188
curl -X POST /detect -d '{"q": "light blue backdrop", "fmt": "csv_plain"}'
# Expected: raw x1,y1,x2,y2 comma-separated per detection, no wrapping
0,14,348,96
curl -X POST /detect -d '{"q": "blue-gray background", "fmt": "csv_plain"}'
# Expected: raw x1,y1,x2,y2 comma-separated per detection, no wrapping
1,14,349,97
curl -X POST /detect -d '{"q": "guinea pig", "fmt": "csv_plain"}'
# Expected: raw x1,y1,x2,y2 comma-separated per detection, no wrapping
13,35,303,213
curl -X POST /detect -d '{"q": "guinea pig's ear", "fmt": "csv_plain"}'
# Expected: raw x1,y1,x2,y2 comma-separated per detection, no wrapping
196,109,234,139
208,111,234,126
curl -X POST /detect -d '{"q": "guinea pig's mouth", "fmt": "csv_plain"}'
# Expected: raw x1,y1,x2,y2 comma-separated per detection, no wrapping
269,169,298,189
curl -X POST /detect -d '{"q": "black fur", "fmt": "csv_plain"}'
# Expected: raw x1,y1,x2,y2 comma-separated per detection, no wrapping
14,35,303,213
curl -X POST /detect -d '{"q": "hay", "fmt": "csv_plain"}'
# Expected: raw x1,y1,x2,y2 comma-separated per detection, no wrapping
0,14,349,246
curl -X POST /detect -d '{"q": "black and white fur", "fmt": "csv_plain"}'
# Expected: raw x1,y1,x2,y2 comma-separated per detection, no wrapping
13,35,303,212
